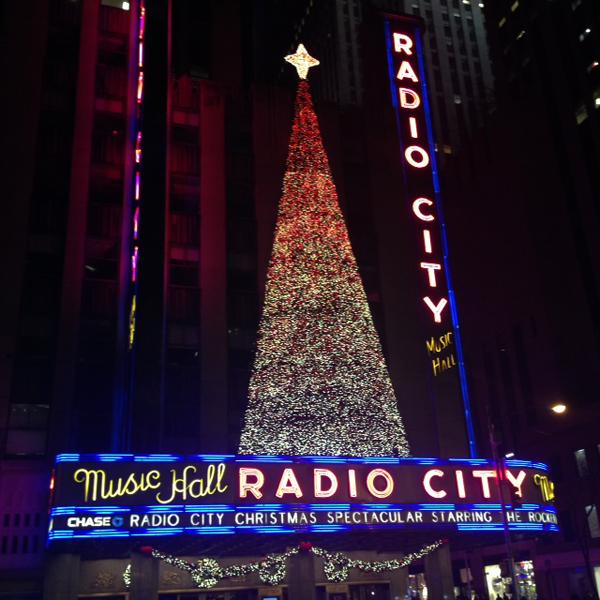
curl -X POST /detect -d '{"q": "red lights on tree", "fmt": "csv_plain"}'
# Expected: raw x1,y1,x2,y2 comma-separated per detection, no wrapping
238,48,409,457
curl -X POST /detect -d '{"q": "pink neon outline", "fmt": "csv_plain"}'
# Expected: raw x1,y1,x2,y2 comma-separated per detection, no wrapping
137,72,144,103
139,5,146,40
133,207,140,240
409,116,419,138
423,229,433,253
135,172,140,200
135,131,142,163
131,246,139,282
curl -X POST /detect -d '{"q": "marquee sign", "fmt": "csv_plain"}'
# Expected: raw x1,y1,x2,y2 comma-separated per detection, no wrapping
48,454,558,541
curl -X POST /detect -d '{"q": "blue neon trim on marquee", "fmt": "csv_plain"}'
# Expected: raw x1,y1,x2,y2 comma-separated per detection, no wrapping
54,453,548,471
383,17,477,458
50,502,552,521
48,519,558,541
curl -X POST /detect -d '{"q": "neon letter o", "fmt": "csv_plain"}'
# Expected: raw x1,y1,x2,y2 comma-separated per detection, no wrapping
405,145,430,168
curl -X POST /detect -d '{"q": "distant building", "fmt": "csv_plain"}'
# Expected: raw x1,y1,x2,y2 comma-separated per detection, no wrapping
444,0,600,596
277,0,493,153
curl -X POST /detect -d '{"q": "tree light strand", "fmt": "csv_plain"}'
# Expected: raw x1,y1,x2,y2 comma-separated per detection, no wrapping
238,78,409,457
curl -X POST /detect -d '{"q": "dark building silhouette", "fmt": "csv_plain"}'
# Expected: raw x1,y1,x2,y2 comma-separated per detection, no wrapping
443,0,600,596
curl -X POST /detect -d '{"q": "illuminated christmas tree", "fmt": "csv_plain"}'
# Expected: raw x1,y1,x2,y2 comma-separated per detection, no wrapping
238,45,409,457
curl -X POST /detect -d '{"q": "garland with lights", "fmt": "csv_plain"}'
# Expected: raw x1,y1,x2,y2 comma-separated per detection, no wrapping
238,45,409,457
123,562,131,588
150,547,298,588
311,541,443,583
123,541,443,589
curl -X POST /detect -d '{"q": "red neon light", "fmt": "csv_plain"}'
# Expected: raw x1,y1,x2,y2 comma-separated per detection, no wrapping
409,116,419,138
455,470,467,498
396,61,419,82
239,468,264,499
139,4,146,40
405,145,430,168
314,469,339,498
505,469,526,497
423,229,433,253
412,197,435,222
138,41,144,68
135,172,140,201
275,468,303,498
473,470,496,499
365,469,394,499
137,72,144,103
398,88,421,109
420,262,442,287
423,296,448,323
133,207,140,240
348,468,358,498
423,469,447,499
131,246,139,282
135,132,142,163
393,32,414,55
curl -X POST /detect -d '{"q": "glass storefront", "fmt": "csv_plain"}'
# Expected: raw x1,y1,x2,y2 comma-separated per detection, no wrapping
159,592,259,600
407,573,427,599
484,561,537,599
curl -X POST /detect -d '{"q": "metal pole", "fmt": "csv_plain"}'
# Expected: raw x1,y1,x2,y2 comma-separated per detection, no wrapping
464,552,473,600
488,421,521,600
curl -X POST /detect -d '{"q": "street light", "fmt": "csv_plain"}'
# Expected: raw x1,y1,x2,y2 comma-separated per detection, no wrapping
550,403,567,414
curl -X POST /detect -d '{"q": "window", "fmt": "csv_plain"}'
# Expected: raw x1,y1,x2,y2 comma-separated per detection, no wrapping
168,287,200,322
9,404,49,429
586,505,600,538
169,260,199,287
170,213,199,246
5,430,47,456
575,448,589,477
575,104,589,124
559,510,575,541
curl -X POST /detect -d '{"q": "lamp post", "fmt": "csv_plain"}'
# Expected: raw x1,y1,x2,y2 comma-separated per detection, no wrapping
547,403,599,600
488,418,521,600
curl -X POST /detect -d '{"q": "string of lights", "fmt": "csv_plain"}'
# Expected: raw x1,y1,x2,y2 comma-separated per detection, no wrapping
128,0,145,350
238,49,409,457
122,541,444,589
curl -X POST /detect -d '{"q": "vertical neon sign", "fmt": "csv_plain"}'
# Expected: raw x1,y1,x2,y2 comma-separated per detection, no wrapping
128,0,145,349
384,15,476,457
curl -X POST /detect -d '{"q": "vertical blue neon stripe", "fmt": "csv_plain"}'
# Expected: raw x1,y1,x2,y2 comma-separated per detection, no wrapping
384,18,477,457
413,28,477,457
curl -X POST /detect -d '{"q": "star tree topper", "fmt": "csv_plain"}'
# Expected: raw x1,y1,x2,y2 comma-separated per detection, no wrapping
285,43,320,79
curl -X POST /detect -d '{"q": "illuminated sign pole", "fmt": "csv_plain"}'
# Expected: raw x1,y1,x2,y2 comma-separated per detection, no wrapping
383,15,477,457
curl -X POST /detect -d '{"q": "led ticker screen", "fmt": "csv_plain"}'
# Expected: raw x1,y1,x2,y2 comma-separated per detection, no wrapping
49,454,558,541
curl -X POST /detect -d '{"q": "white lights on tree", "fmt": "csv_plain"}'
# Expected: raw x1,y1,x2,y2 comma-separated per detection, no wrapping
237,46,409,457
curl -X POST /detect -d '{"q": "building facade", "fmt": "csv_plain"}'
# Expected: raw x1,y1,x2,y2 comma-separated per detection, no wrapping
443,0,600,597
0,0,589,598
